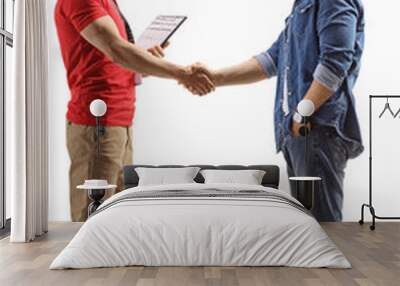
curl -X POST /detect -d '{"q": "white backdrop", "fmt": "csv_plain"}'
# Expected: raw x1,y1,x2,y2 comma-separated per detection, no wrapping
47,0,400,221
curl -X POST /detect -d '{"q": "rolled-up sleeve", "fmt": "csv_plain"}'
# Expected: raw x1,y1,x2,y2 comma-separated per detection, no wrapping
314,0,360,92
254,31,283,78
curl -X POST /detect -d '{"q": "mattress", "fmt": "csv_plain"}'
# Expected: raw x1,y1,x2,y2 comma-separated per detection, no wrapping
50,183,350,269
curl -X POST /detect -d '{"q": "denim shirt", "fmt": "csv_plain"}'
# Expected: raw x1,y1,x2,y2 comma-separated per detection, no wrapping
255,0,365,158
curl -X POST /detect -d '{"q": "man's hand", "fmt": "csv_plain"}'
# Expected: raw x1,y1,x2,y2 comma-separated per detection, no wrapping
190,63,217,83
180,63,217,96
291,120,312,137
182,58,268,95
147,42,170,58
178,64,216,96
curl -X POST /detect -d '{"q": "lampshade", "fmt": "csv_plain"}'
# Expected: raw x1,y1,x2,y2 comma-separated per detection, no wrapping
90,99,107,117
298,99,315,117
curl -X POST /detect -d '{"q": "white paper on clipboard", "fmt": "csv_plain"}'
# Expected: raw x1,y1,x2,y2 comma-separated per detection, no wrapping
136,15,187,49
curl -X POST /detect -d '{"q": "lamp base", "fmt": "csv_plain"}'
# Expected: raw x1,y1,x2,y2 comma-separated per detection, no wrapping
289,177,321,211
87,189,106,216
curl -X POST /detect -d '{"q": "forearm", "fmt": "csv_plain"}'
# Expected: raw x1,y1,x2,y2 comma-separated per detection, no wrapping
80,16,186,80
303,80,334,111
110,40,185,79
213,58,267,87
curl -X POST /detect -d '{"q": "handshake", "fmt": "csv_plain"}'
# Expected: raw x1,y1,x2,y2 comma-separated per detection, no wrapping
147,44,217,96
146,44,264,97
178,63,217,96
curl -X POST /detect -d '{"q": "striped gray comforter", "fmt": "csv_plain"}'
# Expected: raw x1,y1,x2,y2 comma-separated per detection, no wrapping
50,183,350,269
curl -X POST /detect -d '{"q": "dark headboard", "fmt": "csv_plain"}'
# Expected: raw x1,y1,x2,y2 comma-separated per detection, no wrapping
123,165,280,189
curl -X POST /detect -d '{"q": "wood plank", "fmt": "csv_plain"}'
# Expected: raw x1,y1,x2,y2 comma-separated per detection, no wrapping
0,222,399,286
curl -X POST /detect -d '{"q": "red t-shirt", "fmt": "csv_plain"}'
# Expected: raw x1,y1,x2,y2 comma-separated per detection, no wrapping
55,0,135,126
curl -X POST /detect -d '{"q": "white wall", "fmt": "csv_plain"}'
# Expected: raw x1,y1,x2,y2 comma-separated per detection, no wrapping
47,0,400,221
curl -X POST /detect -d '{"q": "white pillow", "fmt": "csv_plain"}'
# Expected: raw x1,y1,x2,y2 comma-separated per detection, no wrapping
135,167,201,186
200,169,266,185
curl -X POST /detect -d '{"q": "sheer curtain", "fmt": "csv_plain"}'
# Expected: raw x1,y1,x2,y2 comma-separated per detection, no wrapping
10,0,49,242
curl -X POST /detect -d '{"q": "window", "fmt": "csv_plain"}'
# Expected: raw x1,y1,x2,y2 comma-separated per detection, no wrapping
1,0,14,235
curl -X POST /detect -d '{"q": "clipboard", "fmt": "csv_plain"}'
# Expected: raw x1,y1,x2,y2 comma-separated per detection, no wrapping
137,15,188,49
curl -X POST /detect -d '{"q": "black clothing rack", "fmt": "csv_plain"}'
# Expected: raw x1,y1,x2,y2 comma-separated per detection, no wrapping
359,95,400,230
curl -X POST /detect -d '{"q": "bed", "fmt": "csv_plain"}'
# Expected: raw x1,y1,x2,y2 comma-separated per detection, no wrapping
50,165,350,269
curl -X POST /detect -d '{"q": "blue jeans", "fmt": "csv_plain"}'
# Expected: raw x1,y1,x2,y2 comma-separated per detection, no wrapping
282,126,348,222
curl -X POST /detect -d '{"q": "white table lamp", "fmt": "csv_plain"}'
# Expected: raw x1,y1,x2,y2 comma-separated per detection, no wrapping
90,99,107,117
297,99,315,170
291,99,321,211
297,99,315,117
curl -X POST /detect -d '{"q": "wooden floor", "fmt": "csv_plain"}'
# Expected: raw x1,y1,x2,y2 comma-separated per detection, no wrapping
0,222,399,286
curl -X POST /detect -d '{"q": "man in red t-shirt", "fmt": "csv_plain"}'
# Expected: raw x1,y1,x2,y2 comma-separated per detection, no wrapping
55,0,213,222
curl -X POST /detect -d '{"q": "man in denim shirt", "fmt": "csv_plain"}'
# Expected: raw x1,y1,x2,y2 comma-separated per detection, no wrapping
189,0,364,221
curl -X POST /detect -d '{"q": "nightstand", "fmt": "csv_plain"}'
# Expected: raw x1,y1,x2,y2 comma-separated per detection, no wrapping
289,177,322,210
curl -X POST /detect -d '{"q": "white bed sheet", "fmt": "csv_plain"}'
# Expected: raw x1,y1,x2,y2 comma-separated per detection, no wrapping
50,183,350,269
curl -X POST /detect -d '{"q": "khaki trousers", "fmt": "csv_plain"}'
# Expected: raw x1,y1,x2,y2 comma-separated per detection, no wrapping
66,121,133,222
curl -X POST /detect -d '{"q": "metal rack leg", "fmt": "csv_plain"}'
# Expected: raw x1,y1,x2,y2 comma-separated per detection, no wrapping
359,204,366,225
370,206,376,231
359,204,376,231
